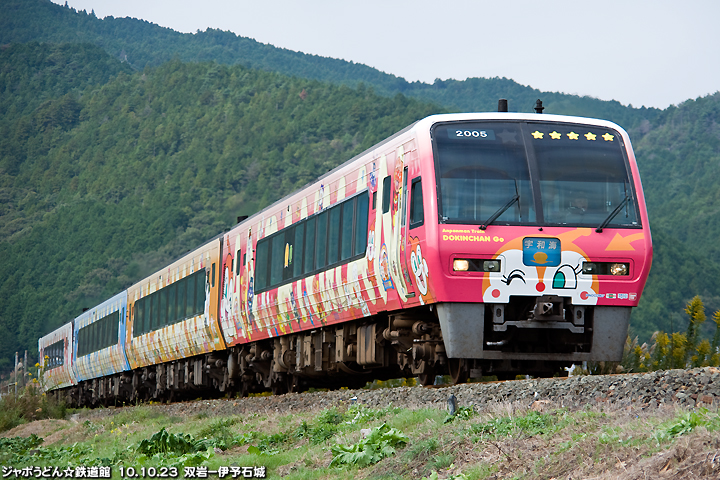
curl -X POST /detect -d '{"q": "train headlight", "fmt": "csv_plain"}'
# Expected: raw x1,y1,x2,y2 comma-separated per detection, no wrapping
483,260,501,272
581,261,629,276
452,259,501,272
610,263,628,276
453,259,469,271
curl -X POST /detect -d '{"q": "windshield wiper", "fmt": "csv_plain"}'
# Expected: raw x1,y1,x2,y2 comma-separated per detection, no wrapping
595,195,629,233
480,182,520,230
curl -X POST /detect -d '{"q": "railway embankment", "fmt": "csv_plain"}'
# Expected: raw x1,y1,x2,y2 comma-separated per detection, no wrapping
72,366,720,421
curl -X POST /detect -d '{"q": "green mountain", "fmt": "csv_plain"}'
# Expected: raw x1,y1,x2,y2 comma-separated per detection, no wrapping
0,42,442,368
1,0,719,366
1,0,660,127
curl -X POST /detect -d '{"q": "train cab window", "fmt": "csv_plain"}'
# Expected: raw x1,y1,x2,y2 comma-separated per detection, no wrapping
382,176,391,213
410,177,424,228
355,194,369,256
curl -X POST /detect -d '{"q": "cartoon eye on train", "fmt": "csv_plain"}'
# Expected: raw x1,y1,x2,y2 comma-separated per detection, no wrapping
39,103,651,405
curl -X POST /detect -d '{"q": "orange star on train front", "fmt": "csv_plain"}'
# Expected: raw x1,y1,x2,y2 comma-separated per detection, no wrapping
584,132,597,141
549,131,561,139
531,130,544,139
602,133,615,141
567,131,579,140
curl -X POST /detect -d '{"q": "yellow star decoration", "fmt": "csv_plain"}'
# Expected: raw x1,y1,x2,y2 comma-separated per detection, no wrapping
602,133,615,142
531,130,544,139
549,131,561,139
584,132,597,141
567,132,579,140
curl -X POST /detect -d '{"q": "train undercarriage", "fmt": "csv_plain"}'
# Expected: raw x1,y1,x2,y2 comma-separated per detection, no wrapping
52,299,630,407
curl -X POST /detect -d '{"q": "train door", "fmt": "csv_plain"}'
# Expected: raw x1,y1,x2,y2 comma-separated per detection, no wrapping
404,166,431,305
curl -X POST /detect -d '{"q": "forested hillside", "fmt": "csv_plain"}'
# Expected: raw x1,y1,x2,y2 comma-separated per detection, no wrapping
1,0,720,367
0,43,441,368
0,0,660,127
628,94,720,336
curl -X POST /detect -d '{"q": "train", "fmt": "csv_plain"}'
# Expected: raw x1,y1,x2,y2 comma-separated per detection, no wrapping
38,103,652,406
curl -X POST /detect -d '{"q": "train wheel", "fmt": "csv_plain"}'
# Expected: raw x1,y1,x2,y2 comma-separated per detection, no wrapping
271,374,288,396
286,374,301,393
417,369,436,387
448,359,468,385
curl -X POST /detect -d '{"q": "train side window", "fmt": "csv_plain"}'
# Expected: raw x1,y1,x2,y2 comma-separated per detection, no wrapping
281,227,294,282
111,311,118,345
372,191,377,210
159,288,168,328
328,206,341,265
134,300,142,337
304,217,316,275
168,283,177,325
90,322,97,353
270,233,284,287
195,270,206,316
410,177,424,228
211,263,216,288
341,201,354,261
105,315,111,348
177,278,186,321
293,222,305,278
315,211,328,269
255,240,269,291
185,274,195,318
101,317,108,349
355,194,369,256
149,293,157,331
382,176,391,213
236,250,242,275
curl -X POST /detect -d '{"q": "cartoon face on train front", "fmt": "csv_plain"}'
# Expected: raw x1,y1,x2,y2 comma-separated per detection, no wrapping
482,232,600,305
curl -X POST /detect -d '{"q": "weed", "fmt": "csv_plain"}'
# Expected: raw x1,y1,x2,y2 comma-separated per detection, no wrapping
330,423,408,467
443,405,476,424
196,417,240,450
135,428,213,468
0,386,67,432
470,410,556,440
136,428,208,456
659,408,720,441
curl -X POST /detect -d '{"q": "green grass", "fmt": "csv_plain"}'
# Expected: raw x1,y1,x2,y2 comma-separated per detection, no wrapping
2,396,719,479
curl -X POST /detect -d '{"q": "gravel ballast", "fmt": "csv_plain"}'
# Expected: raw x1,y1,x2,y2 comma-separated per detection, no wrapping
76,366,720,421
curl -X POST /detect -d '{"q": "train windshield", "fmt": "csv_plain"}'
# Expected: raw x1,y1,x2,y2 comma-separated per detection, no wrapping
433,121,640,228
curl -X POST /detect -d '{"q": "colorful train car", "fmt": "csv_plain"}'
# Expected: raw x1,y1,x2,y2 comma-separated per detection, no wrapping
40,107,652,404
124,237,226,400
38,322,76,394
72,291,130,404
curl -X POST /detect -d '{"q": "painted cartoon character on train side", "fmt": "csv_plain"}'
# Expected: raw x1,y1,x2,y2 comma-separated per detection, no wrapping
482,229,600,306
